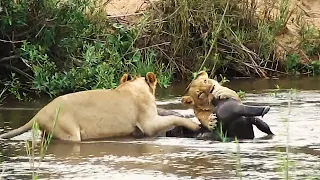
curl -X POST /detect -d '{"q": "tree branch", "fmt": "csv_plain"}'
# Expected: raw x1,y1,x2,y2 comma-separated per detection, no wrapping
0,55,20,63
0,39,24,43
0,64,34,80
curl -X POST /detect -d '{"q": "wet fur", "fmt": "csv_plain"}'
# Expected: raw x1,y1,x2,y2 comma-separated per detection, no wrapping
0,72,200,142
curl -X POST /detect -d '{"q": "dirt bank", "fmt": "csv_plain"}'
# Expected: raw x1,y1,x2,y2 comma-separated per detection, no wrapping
257,0,320,62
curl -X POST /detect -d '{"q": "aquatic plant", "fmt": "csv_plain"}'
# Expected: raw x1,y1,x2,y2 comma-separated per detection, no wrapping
274,86,302,179
234,137,243,179
25,105,60,179
237,90,247,100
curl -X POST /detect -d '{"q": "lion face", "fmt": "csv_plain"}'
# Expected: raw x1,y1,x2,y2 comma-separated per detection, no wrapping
181,71,219,110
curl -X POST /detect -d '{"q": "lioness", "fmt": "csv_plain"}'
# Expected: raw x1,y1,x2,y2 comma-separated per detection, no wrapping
0,72,200,142
181,71,239,129
181,71,270,130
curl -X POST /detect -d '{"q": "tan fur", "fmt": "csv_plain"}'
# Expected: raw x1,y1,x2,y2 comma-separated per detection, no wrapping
0,72,200,142
181,71,240,129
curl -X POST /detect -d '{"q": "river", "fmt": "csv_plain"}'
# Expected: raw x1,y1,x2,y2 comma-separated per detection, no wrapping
0,76,319,179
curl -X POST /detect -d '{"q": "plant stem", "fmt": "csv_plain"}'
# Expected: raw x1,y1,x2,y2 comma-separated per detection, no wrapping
198,0,229,73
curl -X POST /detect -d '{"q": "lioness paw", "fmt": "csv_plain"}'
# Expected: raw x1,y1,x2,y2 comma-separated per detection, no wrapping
209,113,217,120
194,124,201,131
218,93,230,100
208,114,217,131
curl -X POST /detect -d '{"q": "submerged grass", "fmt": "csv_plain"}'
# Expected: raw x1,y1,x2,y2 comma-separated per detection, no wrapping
25,105,60,179
234,138,243,179
225,86,301,179
276,88,299,179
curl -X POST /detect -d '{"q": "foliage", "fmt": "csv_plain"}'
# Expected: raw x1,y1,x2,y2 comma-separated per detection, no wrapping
285,51,320,76
1,0,320,100
285,54,301,74
4,73,30,101
237,90,246,100
0,0,173,99
25,105,60,179
282,18,320,75
144,0,320,78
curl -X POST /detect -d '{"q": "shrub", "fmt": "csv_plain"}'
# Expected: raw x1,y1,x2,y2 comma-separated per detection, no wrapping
0,0,172,99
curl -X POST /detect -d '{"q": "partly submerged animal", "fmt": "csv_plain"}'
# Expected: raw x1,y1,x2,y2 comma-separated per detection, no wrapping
180,71,273,140
0,72,200,142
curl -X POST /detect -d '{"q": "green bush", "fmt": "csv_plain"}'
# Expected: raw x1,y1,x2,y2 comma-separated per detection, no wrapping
0,0,172,99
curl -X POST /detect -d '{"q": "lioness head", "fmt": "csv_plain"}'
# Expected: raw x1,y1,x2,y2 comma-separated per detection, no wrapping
181,71,219,110
119,72,158,96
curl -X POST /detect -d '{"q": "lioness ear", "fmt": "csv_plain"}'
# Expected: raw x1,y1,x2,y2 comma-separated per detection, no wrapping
146,72,157,85
181,96,194,105
120,73,132,84
196,71,208,79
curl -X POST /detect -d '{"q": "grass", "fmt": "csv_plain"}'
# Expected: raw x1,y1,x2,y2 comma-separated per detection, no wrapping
276,88,299,179
235,138,243,179
283,90,293,179
143,0,320,78
0,88,7,105
24,105,60,179
224,85,300,179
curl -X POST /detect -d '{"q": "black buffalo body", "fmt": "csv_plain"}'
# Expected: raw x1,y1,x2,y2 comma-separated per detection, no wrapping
165,98,274,141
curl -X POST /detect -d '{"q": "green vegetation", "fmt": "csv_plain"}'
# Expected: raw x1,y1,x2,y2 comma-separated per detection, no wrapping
232,87,300,180
271,87,300,179
24,105,60,179
237,90,247,100
234,138,243,179
0,0,172,100
146,0,320,78
0,0,319,101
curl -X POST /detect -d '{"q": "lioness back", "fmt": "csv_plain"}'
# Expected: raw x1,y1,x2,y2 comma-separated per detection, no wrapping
34,89,141,140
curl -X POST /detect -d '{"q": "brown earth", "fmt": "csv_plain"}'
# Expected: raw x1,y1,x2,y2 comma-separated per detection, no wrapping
104,0,149,16
256,0,320,62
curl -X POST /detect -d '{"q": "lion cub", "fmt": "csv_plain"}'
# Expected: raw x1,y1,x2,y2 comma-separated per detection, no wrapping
0,72,200,142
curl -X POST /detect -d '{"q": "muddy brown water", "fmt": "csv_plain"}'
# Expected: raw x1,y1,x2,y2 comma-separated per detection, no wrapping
0,77,320,180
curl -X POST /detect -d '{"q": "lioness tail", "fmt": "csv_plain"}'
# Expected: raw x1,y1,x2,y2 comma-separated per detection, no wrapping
0,118,35,139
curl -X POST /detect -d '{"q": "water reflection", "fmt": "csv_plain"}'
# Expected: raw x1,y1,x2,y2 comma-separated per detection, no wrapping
156,76,320,98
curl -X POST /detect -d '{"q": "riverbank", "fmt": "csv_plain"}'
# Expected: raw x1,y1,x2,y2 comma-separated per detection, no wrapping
0,0,319,101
